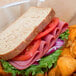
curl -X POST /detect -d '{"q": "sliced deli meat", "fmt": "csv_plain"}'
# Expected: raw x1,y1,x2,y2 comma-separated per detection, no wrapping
58,21,68,33
9,51,40,70
9,40,48,70
9,19,68,70
12,39,41,61
9,41,46,69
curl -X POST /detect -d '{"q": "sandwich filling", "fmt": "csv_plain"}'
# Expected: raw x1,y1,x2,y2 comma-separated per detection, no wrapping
0,17,69,76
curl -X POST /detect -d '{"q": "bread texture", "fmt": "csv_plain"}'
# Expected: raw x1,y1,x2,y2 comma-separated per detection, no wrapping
0,7,55,60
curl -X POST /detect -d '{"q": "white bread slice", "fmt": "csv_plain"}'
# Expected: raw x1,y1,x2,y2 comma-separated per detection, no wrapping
0,7,55,60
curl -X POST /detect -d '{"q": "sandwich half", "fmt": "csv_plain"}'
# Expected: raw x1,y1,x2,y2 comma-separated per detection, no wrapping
0,7,69,76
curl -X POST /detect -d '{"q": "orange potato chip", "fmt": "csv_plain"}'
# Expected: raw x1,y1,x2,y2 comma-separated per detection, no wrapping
57,56,76,76
69,29,76,41
48,66,61,76
68,25,76,41
70,40,76,58
36,73,44,76
69,25,76,28
61,48,72,57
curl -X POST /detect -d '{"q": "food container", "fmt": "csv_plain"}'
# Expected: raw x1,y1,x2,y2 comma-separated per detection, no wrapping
0,0,76,76
0,0,76,33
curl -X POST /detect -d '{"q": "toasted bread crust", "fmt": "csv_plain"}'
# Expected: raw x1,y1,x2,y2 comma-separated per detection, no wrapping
0,7,55,60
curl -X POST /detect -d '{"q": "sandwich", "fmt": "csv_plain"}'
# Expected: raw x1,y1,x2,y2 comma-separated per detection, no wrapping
0,7,69,76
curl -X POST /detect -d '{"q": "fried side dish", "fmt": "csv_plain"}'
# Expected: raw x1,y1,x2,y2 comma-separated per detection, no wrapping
48,66,61,76
36,73,44,76
48,25,76,76
57,56,76,76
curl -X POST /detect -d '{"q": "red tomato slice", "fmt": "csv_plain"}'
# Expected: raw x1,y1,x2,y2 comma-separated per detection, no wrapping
34,17,59,40
12,39,41,61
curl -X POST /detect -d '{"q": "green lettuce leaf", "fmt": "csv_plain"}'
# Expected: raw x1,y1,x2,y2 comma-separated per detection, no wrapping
0,50,62,76
59,29,69,40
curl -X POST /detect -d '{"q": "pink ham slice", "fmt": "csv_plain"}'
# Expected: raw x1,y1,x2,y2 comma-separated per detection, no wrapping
43,34,55,55
58,21,68,33
9,40,47,70
9,51,40,70
9,20,68,70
